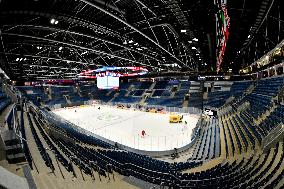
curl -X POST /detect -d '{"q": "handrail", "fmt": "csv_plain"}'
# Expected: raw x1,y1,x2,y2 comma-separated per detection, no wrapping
262,122,284,150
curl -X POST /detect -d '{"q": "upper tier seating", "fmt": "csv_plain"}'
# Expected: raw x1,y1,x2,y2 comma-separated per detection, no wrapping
154,81,169,89
179,81,191,90
0,97,10,112
160,89,172,97
151,90,165,97
112,90,140,104
254,77,284,96
0,83,11,112
93,89,114,102
17,86,48,106
47,86,74,106
204,81,253,108
78,84,93,96
229,81,252,98
204,91,230,108
175,89,188,97
258,104,284,134
119,82,132,90
241,77,284,119
129,90,144,96
146,97,184,107
138,82,152,89
188,92,203,109
68,93,89,103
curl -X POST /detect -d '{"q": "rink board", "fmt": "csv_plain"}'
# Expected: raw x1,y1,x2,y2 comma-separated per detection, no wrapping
53,105,199,151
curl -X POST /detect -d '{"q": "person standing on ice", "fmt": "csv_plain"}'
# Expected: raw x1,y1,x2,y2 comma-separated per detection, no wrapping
182,120,187,132
141,130,146,138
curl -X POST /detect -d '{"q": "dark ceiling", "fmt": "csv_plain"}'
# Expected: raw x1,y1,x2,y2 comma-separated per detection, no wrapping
0,0,282,80
223,0,283,73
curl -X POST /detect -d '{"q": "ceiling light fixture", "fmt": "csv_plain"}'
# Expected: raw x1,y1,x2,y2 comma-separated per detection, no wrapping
50,18,55,24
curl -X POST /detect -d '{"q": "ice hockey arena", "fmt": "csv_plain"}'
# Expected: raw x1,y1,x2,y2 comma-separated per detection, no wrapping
0,0,283,189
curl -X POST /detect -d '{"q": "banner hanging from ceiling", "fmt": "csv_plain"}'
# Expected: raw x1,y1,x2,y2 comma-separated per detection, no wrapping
215,0,230,73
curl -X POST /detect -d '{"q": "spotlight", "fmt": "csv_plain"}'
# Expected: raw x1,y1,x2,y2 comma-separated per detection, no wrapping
50,18,55,24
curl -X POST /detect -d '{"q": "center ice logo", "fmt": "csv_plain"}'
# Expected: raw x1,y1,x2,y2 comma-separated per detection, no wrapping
97,113,121,121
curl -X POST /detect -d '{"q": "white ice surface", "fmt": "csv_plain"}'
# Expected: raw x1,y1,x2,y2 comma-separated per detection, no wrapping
53,105,198,151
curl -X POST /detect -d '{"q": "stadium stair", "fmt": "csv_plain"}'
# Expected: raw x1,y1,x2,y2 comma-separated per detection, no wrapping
182,99,189,107
108,92,119,103
64,95,72,104
170,89,176,98
255,103,276,125
125,89,132,97
148,82,156,90
245,83,256,94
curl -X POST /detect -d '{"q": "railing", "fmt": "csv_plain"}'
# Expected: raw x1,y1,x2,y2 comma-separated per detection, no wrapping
48,99,202,115
104,101,202,115
236,101,250,112
1,81,18,103
262,123,284,151
36,101,203,156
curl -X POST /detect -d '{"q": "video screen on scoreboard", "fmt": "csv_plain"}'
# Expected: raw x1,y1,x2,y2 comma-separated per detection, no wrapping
97,76,119,89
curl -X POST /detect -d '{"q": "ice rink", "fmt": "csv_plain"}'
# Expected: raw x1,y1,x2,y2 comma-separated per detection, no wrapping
53,105,199,151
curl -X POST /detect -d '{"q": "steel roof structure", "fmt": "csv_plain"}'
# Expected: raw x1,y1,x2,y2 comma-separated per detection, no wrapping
0,0,282,80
